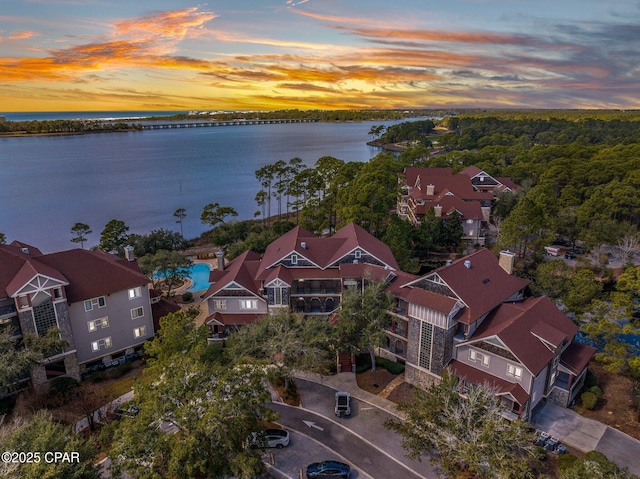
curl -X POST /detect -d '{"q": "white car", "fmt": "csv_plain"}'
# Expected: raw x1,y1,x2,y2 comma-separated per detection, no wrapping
249,428,290,449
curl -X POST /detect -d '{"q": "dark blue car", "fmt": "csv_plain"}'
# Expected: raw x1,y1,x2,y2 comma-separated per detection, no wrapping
306,460,351,478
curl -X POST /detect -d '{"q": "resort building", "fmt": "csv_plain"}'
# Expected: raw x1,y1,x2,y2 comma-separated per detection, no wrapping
377,249,595,419
397,166,519,245
201,224,593,419
0,242,154,393
202,223,398,338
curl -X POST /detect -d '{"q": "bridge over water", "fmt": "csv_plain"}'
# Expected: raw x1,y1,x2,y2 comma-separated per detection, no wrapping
139,118,318,130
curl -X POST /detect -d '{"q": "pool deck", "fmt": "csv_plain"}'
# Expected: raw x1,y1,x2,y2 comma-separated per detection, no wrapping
174,258,218,327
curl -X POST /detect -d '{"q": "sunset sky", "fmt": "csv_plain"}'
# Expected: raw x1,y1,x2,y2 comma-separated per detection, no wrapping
1,0,639,112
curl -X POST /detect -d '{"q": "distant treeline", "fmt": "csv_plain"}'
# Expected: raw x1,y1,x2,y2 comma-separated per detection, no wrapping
0,119,142,135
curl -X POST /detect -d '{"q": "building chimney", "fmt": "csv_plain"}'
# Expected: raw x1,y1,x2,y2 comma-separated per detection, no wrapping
434,204,442,218
124,245,135,261
499,250,515,274
426,184,435,196
216,250,225,271
464,260,472,269
301,241,307,249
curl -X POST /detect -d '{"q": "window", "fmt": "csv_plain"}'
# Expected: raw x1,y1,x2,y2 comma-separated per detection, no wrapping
91,337,112,352
469,349,490,367
355,250,362,259
291,254,298,265
128,287,142,299
418,322,433,370
131,307,144,319
239,299,258,310
507,364,523,379
84,296,106,311
134,326,147,338
214,300,227,310
53,287,63,300
88,317,109,332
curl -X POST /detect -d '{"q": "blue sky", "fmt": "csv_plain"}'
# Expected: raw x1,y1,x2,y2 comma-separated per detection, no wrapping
1,0,639,111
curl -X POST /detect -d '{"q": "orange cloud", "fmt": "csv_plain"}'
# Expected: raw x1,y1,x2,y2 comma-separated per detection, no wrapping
115,7,218,41
8,31,38,40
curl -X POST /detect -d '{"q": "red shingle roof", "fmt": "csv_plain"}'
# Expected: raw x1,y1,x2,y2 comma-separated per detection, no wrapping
561,342,597,376
427,249,529,324
0,244,69,297
201,250,263,299
470,296,578,375
37,249,149,303
448,360,530,405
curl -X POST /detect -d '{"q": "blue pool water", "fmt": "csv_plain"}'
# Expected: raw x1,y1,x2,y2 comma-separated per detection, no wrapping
153,263,211,292
188,263,212,292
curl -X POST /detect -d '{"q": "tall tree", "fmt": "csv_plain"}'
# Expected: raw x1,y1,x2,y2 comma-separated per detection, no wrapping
1,328,68,391
70,222,92,249
226,309,332,390
0,410,100,479
200,202,238,230
0,232,6,244
334,277,393,372
138,250,192,296
99,219,130,256
386,371,539,479
173,208,187,239
107,312,272,479
255,164,277,225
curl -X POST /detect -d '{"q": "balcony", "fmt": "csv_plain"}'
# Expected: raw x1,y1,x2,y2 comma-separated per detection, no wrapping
293,280,340,296
0,304,17,319
293,297,339,314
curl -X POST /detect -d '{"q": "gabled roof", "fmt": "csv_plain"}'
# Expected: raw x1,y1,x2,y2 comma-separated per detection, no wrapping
470,296,578,375
448,360,530,406
256,222,398,278
0,244,69,297
327,223,399,270
405,167,493,203
37,249,149,303
414,249,529,324
560,342,597,376
201,250,263,299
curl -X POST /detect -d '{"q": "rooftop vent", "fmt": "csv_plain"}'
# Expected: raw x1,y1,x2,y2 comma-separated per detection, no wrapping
21,247,29,255
301,242,307,249
464,260,472,269
482,278,490,284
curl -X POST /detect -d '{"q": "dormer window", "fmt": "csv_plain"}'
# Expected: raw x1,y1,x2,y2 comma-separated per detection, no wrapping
291,254,298,265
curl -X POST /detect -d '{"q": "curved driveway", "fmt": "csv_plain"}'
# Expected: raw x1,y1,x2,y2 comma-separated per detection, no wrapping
267,378,435,479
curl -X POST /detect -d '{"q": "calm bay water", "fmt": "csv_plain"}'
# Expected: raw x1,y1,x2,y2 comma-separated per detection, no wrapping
0,119,404,252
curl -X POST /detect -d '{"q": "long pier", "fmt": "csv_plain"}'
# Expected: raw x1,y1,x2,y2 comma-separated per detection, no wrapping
138,118,318,130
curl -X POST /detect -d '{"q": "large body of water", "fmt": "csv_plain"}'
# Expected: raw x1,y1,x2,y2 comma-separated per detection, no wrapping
1,115,407,252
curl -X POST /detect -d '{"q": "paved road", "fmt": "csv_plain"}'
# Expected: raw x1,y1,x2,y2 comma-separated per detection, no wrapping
270,403,425,479
267,378,435,479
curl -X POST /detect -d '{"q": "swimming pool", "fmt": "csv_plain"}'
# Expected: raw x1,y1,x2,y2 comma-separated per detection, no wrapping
153,263,211,292
186,263,212,292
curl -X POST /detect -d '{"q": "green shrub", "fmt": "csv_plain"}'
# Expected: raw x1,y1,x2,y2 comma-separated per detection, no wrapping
355,354,372,374
48,376,79,396
584,369,598,388
90,371,107,382
107,362,132,379
376,357,405,374
581,391,597,409
182,292,193,302
584,450,609,464
557,453,579,470
589,386,603,398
